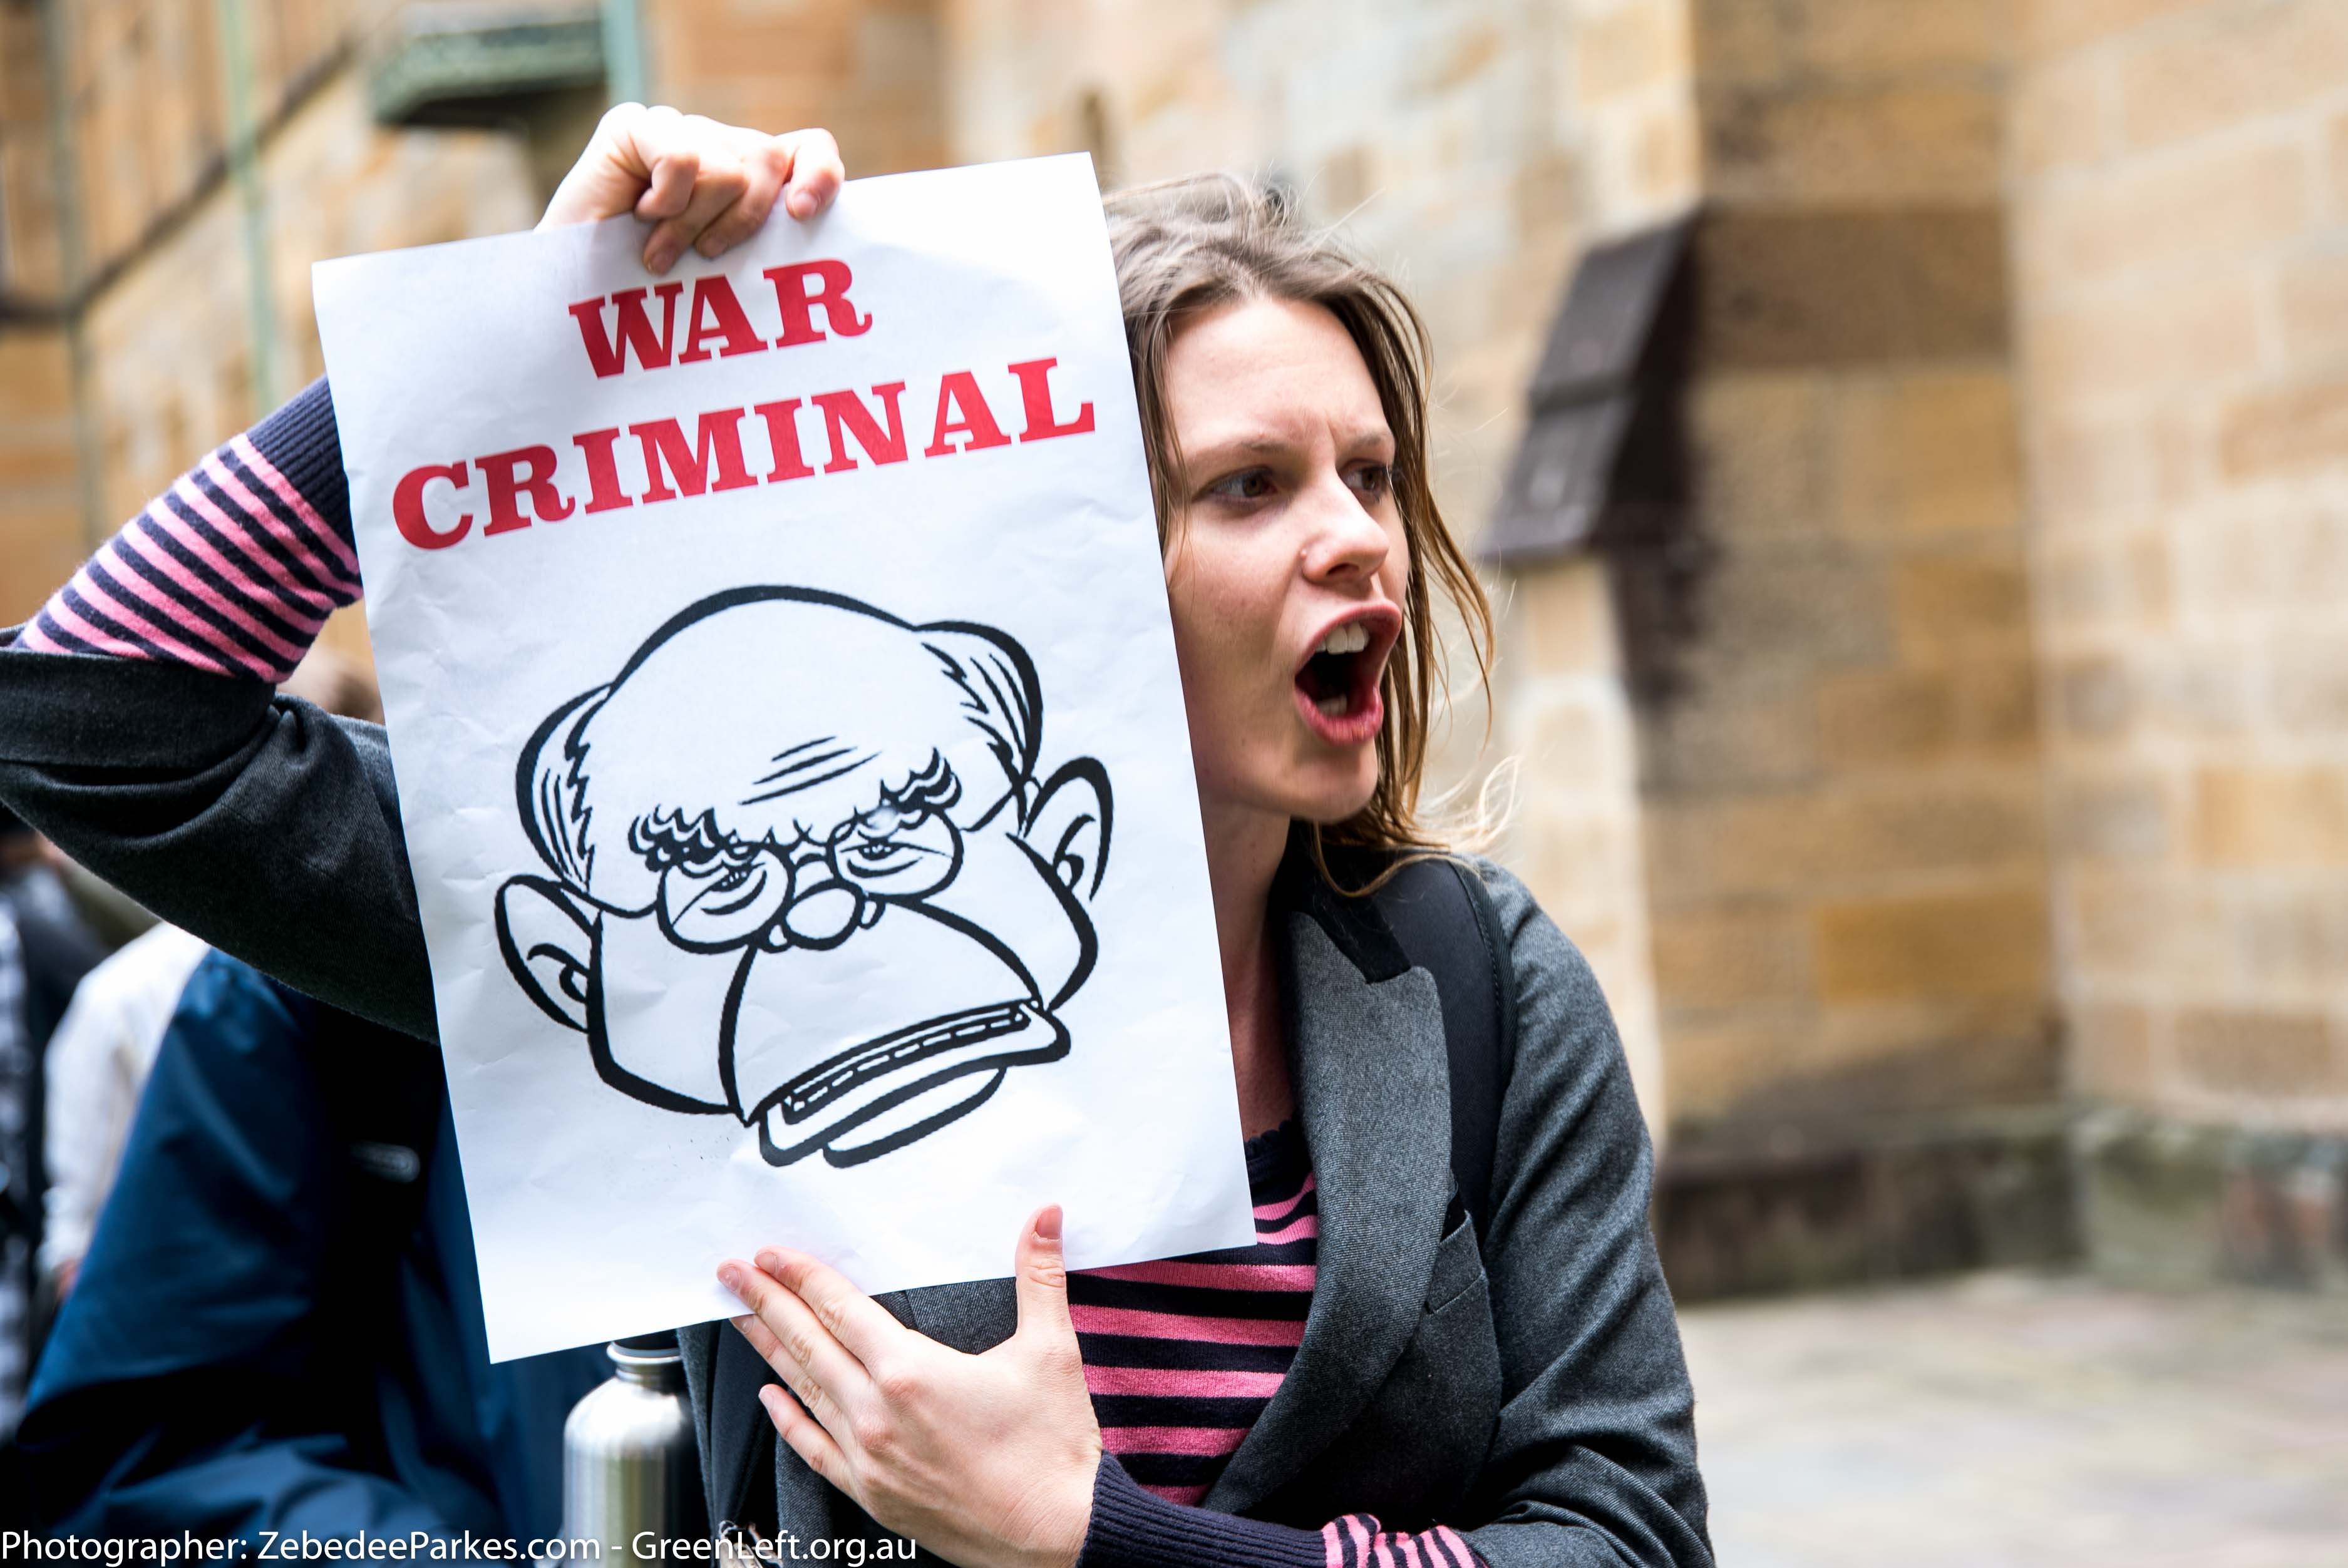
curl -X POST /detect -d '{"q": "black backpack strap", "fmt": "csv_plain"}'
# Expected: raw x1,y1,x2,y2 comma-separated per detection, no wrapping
1372,857,1519,1236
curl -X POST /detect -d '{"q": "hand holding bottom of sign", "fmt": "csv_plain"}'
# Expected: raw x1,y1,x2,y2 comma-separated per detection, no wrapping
721,1207,1100,1568
538,103,846,274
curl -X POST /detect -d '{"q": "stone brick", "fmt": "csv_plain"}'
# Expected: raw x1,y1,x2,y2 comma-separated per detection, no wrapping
1684,541,1894,677
2273,636,2348,733
2230,885,2348,992
1687,371,1834,540
2017,0,2204,56
1695,207,2009,369
2053,652,2134,741
1640,667,1819,793
1956,657,2042,756
2024,411,2160,528
1513,558,1620,675
1650,905,1812,1013
2031,527,2173,633
2176,505,2348,625
2175,1008,2345,1097
1774,0,2007,76
1831,367,2023,538
0,332,75,426
2010,54,2111,180
2027,272,2263,406
2071,1002,2158,1100
1577,0,1685,104
1645,796,1830,904
2022,136,2308,295
2332,108,2348,221
2139,650,2256,737
1813,655,2037,768
2055,772,2169,859
1647,782,2045,902
2116,0,2348,153
1823,783,2046,880
1892,551,2033,660
2220,374,2348,481
2277,247,2348,369
1689,0,1787,85
1702,83,2002,205
1815,668,1957,768
2193,766,2348,868
2067,871,2223,984
1813,886,2049,1003
1659,1008,1815,1125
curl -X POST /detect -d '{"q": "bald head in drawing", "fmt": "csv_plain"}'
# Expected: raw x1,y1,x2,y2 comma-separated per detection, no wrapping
496,588,1112,1167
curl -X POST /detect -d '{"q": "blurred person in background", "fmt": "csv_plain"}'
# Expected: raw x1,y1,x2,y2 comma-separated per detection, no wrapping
33,919,207,1303
0,808,108,1439
13,942,607,1543
36,647,378,1305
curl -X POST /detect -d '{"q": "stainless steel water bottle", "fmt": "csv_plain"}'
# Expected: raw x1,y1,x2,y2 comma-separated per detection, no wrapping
560,1330,710,1562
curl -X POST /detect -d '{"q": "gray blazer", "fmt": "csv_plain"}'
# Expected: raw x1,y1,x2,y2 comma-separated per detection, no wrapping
0,650,1709,1565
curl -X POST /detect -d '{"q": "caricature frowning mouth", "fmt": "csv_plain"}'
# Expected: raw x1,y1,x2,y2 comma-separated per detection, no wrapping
493,587,1113,1167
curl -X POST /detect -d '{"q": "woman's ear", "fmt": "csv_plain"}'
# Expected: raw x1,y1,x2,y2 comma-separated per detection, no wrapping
497,874,598,1032
1022,757,1114,900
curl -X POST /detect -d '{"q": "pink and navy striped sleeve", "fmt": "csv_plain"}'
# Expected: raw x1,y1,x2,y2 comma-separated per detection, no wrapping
16,379,356,682
1079,1458,1485,1568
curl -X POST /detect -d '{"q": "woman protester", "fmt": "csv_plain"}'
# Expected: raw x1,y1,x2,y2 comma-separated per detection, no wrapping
0,108,1710,1567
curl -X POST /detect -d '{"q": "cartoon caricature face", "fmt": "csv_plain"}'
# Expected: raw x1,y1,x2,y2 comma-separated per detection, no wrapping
496,588,1112,1168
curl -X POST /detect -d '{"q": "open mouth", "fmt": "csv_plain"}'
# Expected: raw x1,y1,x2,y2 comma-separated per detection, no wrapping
1294,609,1398,746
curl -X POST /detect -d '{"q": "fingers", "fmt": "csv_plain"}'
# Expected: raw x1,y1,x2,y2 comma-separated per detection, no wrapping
758,1381,853,1494
719,1260,871,1435
692,131,791,259
1012,1204,1078,1348
542,104,847,268
754,1247,906,1367
781,127,845,220
636,117,749,272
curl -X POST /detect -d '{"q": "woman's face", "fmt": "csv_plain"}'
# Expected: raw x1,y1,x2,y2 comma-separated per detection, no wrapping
1161,296,1409,832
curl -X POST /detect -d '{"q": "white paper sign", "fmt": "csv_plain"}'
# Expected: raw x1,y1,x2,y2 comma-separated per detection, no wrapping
314,155,1254,1362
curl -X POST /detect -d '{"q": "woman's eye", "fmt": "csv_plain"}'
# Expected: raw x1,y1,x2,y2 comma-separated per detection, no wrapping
1347,463,1393,500
1203,469,1277,505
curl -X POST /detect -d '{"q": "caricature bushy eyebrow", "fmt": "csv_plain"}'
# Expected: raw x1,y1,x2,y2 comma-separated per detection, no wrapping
740,735,879,807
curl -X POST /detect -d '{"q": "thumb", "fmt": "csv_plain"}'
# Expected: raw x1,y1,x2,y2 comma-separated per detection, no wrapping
1013,1204,1077,1348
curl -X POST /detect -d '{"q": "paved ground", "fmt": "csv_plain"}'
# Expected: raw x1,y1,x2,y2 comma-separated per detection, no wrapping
1679,1271,2348,1567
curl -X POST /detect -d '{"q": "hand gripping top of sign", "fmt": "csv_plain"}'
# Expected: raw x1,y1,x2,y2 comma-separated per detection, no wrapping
494,585,1114,1168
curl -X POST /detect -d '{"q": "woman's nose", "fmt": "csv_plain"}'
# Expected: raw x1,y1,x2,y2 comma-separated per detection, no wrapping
1296,470,1391,583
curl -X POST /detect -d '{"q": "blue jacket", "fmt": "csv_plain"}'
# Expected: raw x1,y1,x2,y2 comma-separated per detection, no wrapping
16,951,606,1542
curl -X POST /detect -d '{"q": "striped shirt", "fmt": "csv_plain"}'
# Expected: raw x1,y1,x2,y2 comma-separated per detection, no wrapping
1074,1117,1319,1505
14,378,1490,1567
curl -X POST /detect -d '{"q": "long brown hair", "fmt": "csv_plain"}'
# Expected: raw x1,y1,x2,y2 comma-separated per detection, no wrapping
1103,173,1495,874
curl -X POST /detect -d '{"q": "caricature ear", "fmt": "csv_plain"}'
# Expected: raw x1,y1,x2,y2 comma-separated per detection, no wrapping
497,875,596,1032
1023,758,1113,900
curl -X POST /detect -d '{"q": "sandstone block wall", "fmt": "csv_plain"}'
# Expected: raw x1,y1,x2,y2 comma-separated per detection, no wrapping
1649,0,2057,1145
2009,0,2348,1134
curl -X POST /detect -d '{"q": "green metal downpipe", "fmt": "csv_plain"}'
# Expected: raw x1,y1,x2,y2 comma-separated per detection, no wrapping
601,0,647,105
216,0,278,414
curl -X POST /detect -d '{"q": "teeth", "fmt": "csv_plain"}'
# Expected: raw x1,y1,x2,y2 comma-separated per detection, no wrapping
1317,622,1371,657
1314,694,1350,717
